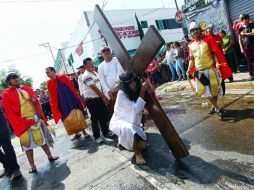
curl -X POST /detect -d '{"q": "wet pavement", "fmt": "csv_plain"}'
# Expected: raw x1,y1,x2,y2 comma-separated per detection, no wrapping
0,89,253,190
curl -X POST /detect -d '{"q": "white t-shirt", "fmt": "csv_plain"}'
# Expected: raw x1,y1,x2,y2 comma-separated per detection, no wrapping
98,57,124,99
82,70,102,98
162,49,175,64
78,73,84,95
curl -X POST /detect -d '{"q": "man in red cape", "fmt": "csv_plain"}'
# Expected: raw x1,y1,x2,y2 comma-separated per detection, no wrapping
2,72,58,173
46,67,89,140
206,24,234,83
186,21,232,118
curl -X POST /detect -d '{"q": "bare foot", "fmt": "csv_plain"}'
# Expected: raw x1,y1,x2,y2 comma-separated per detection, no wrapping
135,154,147,165
117,143,125,150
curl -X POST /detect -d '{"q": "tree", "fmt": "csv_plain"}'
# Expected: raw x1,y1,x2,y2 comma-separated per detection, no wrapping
39,81,47,89
0,65,33,94
22,77,33,87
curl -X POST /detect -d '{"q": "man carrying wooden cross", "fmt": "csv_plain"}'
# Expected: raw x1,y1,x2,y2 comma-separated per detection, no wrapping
109,73,151,164
94,5,188,159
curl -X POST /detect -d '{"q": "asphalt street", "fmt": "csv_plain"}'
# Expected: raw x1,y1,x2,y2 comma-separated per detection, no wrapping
0,88,253,190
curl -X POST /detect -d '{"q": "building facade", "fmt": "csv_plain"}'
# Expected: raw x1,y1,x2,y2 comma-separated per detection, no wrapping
182,0,254,35
54,8,184,74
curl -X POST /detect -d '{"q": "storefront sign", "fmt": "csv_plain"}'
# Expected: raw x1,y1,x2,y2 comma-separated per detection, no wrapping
98,25,139,39
182,0,212,15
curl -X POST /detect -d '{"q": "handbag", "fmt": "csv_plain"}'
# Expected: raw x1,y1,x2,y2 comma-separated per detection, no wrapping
63,109,88,135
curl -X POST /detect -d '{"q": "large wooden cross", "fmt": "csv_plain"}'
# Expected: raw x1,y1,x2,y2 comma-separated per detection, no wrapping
94,5,189,159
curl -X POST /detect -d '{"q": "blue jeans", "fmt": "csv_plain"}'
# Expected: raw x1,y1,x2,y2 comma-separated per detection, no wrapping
168,63,177,81
176,58,186,80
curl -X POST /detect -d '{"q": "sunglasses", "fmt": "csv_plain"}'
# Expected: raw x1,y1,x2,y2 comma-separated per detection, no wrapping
10,76,18,80
102,49,110,53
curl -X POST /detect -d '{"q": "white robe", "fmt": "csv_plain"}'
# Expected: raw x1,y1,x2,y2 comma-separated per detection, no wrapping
109,90,146,150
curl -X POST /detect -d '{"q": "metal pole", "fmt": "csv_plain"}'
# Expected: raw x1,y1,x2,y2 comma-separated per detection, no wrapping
48,43,55,64
174,0,179,10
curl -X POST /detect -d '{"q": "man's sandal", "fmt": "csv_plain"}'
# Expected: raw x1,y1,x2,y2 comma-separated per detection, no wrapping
48,156,59,162
29,166,37,173
71,133,82,141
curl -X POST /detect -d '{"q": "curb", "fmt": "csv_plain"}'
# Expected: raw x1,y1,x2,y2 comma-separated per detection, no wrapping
156,80,254,94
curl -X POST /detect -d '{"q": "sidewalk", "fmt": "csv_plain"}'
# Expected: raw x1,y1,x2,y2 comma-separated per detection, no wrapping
156,72,254,95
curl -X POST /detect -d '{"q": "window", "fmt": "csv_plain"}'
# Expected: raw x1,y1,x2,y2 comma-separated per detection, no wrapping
155,19,181,30
68,54,74,66
140,21,148,28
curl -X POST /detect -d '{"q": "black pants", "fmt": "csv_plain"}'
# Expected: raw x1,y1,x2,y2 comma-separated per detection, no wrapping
42,102,52,118
225,53,238,73
0,137,20,173
86,98,109,139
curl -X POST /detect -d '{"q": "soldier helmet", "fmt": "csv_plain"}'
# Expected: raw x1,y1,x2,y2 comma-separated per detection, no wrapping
5,72,19,84
189,21,200,32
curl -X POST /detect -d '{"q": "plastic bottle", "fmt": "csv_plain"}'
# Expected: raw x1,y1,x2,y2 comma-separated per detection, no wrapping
202,102,209,108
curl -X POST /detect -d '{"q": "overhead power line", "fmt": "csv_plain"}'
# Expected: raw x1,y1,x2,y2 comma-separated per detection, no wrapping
1,5,179,63
0,52,48,64
61,0,107,54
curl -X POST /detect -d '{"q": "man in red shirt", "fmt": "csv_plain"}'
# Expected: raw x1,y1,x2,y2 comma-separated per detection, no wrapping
148,58,159,87
206,24,223,48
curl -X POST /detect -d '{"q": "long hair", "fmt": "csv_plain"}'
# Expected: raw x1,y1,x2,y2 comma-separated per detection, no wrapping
119,73,141,102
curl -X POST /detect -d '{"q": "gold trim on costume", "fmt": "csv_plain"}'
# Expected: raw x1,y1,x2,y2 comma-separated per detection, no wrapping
18,89,44,147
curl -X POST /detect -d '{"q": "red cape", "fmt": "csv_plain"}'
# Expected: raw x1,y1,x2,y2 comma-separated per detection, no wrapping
47,74,85,124
2,86,48,137
188,35,232,80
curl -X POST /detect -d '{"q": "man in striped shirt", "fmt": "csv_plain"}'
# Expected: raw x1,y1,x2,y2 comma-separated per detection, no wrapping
82,57,114,143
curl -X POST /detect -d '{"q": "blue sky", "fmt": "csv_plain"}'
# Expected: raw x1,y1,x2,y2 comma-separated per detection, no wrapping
0,0,184,88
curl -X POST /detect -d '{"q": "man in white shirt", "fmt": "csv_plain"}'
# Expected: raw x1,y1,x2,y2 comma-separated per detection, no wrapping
98,46,124,118
98,46,124,99
109,72,149,165
77,65,85,96
161,43,177,81
82,57,114,143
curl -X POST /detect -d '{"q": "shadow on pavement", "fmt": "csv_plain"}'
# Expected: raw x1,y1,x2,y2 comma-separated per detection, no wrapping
135,132,254,187
10,176,27,190
178,156,254,186
30,161,70,190
70,136,118,154
221,109,254,123
70,138,99,154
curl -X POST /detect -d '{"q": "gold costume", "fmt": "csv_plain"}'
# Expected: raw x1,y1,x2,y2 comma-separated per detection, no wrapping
189,40,221,97
19,90,45,149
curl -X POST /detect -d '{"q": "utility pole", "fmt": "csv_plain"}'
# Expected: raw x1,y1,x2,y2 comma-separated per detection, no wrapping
39,42,55,65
